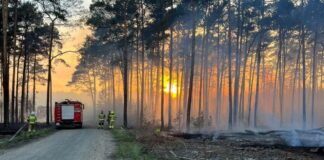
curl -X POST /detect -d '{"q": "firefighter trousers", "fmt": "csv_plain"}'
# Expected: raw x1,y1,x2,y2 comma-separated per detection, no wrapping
28,124,36,132
108,120,115,129
98,120,104,129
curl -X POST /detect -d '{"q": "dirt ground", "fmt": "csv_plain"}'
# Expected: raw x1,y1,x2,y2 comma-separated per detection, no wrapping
0,127,115,160
131,129,324,160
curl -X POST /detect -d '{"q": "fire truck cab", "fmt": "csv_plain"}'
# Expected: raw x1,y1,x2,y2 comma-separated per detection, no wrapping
55,99,84,128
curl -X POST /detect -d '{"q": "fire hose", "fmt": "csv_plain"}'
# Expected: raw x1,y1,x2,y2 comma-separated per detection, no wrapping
8,123,27,142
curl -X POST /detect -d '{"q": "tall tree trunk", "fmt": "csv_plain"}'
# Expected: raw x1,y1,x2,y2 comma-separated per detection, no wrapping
301,0,307,129
136,41,142,126
111,66,116,111
15,53,21,123
277,29,283,126
291,34,301,125
280,35,287,127
20,26,28,123
50,81,53,122
154,56,161,125
161,37,165,130
272,42,280,118
198,26,205,125
26,56,30,114
311,30,318,128
248,53,256,127
254,40,262,128
253,0,264,128
203,27,210,127
46,22,55,125
215,25,222,127
136,27,140,126
233,0,242,126
11,0,19,123
123,46,128,127
104,74,108,107
122,1,129,127
227,0,233,129
186,1,196,131
2,0,9,125
149,61,154,123
32,53,36,112
129,48,133,111
93,73,97,121
176,52,181,129
301,21,307,129
167,0,174,129
239,31,249,124
140,0,145,127
183,32,190,128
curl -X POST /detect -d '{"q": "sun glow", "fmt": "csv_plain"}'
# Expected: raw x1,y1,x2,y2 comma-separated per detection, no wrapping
164,83,178,98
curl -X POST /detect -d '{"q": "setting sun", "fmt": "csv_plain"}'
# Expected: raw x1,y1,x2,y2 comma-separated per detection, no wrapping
163,83,178,98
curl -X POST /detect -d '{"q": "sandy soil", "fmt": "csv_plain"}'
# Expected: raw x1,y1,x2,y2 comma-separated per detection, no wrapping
0,127,115,160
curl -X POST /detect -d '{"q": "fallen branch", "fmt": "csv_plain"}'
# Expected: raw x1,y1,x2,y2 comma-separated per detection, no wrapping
179,156,195,160
169,150,177,158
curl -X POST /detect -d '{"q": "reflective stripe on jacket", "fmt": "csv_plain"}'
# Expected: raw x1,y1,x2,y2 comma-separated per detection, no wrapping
108,113,116,121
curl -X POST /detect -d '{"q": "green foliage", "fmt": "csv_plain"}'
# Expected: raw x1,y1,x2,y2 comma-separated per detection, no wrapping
87,0,138,47
111,128,156,160
35,0,83,22
0,128,55,149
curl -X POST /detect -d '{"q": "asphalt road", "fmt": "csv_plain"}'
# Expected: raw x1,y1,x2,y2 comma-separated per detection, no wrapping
0,127,115,160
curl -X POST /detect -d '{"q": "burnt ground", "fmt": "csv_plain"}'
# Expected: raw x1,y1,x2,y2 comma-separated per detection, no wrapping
130,129,324,160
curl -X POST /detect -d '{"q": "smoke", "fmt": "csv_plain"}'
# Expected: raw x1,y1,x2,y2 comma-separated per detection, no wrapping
280,130,302,147
281,129,324,147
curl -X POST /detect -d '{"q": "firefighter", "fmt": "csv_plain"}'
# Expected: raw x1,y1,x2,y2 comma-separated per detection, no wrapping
27,112,37,132
98,110,106,129
107,110,116,129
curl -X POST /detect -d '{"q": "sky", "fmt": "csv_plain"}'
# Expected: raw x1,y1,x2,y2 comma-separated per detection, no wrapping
36,0,93,107
83,0,91,8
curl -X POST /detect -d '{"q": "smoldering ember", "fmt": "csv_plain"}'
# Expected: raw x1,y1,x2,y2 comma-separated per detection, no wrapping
0,0,324,160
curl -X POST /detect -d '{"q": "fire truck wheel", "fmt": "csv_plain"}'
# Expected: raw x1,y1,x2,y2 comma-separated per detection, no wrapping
77,123,83,129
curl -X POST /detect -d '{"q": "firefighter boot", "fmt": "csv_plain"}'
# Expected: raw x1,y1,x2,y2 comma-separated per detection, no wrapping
111,120,115,129
108,120,111,129
108,121,112,129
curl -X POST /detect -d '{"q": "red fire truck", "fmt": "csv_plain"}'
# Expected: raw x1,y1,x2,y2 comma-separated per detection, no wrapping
54,99,84,128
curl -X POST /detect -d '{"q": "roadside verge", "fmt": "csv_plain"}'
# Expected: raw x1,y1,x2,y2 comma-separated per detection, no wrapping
0,127,56,150
110,128,155,160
